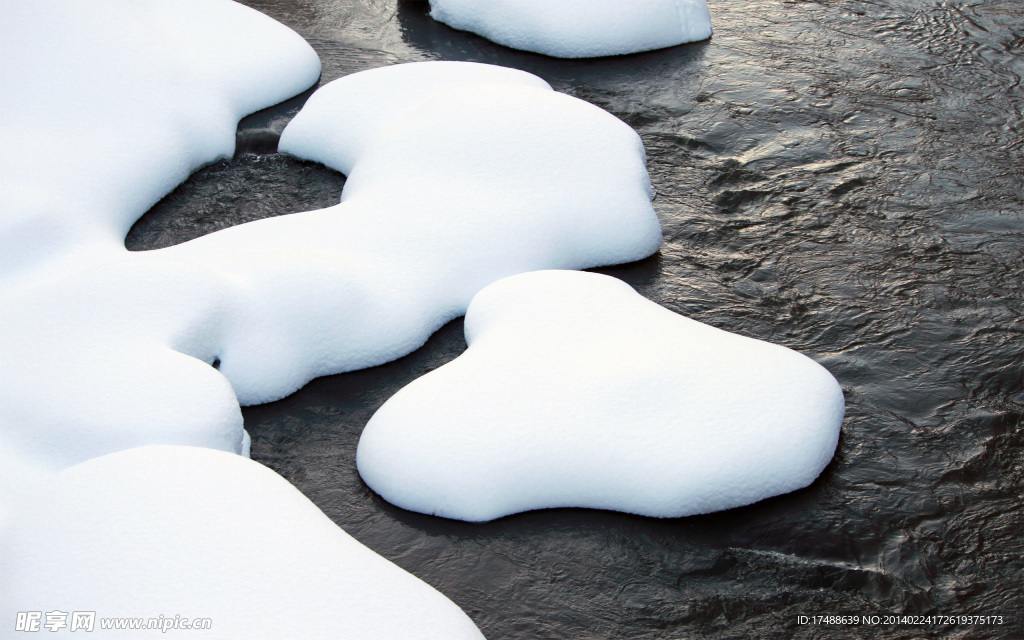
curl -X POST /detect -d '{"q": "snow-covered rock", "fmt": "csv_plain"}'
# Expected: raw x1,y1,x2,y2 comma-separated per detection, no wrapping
0,446,485,639
0,0,318,524
427,0,713,58
357,270,844,522
279,61,553,175
0,0,321,284
0,59,660,522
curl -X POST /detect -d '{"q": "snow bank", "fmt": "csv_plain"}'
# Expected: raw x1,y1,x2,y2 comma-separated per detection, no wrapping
0,0,317,524
1,59,660,522
357,271,844,522
0,0,321,283
0,446,485,639
427,0,713,58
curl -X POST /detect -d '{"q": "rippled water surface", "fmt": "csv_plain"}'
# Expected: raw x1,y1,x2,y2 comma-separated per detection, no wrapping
128,0,1023,637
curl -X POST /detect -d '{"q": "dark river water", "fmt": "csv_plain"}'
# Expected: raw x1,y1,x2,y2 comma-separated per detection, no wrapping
126,0,1023,637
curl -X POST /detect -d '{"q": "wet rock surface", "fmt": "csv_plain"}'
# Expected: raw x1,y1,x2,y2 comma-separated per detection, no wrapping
128,0,1023,637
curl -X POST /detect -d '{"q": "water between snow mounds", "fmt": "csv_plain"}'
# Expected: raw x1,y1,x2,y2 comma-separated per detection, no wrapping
130,0,1023,638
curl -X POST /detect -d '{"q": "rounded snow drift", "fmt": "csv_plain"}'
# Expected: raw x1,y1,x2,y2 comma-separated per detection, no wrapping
428,0,713,58
358,270,844,522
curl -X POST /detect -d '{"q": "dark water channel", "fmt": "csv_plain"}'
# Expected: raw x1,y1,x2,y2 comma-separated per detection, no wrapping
126,0,1023,637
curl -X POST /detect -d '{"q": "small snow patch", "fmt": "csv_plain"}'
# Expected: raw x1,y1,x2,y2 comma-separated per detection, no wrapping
427,0,712,58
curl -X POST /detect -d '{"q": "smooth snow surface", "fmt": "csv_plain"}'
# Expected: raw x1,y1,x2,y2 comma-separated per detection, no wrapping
162,62,659,404
280,61,553,175
358,271,845,522
428,0,713,58
0,0,319,524
0,446,485,640
0,57,660,522
0,0,321,283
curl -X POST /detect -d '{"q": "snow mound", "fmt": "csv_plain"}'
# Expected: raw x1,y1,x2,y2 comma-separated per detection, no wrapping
0,446,485,639
357,270,844,522
0,0,317,523
427,0,712,58
1,60,660,521
169,64,660,404
0,0,320,283
280,61,552,175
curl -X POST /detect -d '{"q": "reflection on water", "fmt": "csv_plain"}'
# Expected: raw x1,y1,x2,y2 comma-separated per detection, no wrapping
131,0,1023,636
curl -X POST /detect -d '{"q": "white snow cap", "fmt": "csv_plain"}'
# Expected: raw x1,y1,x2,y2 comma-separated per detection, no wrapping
280,61,553,175
0,59,660,522
0,0,318,522
427,0,713,58
358,270,844,522
0,446,485,639
0,0,321,282
177,63,658,407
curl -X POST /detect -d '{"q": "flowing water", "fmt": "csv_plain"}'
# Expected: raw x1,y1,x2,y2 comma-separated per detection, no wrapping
126,0,1023,637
